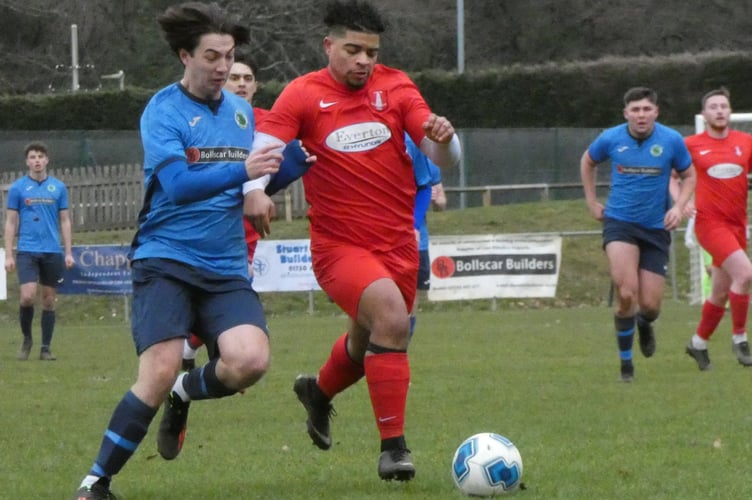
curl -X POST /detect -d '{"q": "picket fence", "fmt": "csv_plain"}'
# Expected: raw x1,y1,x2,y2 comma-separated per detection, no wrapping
0,164,307,232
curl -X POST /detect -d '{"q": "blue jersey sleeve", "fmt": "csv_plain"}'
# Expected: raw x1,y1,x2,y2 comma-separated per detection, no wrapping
414,185,431,230
156,158,248,205
406,134,434,188
265,140,312,196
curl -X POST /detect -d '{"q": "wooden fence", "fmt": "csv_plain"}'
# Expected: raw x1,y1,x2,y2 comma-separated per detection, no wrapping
0,164,308,233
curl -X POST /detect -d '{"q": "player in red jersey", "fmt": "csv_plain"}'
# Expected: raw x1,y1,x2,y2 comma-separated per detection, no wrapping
243,0,460,482
684,87,752,370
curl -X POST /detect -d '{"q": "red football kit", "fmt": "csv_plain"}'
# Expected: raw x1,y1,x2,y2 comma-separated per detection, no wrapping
258,65,433,316
685,130,752,265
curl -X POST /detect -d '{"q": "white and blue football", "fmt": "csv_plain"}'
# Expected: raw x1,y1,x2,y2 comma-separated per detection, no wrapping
451,432,523,496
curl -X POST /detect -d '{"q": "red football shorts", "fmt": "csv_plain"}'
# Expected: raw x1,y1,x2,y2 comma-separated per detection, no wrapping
311,235,418,319
695,217,747,267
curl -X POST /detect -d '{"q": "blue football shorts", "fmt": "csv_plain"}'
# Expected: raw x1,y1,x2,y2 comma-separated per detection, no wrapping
602,217,670,276
130,257,267,355
16,251,65,287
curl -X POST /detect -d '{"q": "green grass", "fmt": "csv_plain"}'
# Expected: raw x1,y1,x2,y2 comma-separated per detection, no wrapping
2,304,750,499
0,200,712,498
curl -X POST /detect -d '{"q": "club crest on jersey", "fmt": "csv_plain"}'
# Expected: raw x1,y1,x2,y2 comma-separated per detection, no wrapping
650,145,663,157
370,90,387,111
47,184,56,193
235,110,249,129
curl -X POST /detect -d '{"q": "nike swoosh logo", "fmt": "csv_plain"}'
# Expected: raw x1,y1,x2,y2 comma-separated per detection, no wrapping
699,150,711,155
189,116,202,127
378,416,396,423
617,146,629,152
319,100,337,109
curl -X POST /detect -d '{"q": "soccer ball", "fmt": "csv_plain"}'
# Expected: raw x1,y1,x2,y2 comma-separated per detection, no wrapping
451,432,523,496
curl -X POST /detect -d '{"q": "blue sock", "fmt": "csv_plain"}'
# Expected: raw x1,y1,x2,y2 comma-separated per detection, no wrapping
183,359,236,400
409,315,417,339
615,315,635,361
89,390,156,479
41,310,55,349
19,306,33,339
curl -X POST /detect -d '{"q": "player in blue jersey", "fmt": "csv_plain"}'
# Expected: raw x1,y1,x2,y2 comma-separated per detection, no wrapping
580,86,696,382
407,134,446,337
4,141,75,361
72,3,288,499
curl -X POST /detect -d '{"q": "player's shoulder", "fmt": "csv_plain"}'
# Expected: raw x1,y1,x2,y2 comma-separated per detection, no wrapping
653,122,684,139
371,64,415,87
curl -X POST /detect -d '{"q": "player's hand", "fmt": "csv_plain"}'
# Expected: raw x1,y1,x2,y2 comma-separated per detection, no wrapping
682,200,696,219
586,199,605,221
245,144,283,180
4,256,15,273
422,113,455,144
664,206,682,231
65,253,75,269
244,189,276,237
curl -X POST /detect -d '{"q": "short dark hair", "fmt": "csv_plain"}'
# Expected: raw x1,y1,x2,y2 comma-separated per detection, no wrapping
24,141,48,157
233,48,259,78
623,87,658,107
701,87,730,109
324,0,386,35
157,2,250,57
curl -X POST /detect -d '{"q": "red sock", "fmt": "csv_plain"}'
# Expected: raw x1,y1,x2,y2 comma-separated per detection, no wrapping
364,352,410,440
317,333,364,399
729,291,750,335
187,333,204,349
697,301,726,340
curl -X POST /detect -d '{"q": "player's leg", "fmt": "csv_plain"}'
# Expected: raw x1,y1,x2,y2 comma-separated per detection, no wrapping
181,333,204,371
355,276,416,481
604,240,640,381
689,223,746,369
15,252,38,360
720,249,752,365
74,259,189,496
37,252,65,360
159,277,268,459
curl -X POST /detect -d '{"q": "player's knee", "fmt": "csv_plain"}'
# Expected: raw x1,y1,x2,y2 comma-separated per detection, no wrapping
230,352,270,387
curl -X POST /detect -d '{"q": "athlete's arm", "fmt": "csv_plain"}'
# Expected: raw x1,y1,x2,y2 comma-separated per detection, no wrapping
59,208,75,269
265,140,315,196
419,113,461,168
156,159,249,205
3,209,18,272
580,150,604,221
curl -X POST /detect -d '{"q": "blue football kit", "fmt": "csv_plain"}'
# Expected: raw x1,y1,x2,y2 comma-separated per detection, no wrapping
588,122,692,230
7,175,69,253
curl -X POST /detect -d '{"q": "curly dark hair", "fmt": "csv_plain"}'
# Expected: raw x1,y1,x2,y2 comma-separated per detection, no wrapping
323,0,386,35
157,2,250,57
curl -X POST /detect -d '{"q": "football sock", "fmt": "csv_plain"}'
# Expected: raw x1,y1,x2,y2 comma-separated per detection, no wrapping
19,305,33,339
182,339,198,360
696,300,726,340
692,334,708,350
364,349,410,441
182,358,236,400
728,291,749,335
409,315,417,340
614,315,635,361
88,390,156,481
317,333,365,399
41,310,55,349
187,333,204,350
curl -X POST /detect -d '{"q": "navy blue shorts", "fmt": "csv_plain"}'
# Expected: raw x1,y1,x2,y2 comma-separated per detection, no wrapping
16,251,65,287
130,258,267,355
417,249,431,291
602,218,671,276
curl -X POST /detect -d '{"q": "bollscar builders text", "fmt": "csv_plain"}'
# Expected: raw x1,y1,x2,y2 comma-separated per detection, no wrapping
452,254,557,276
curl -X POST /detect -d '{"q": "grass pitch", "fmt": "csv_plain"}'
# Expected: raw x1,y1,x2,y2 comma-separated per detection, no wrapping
2,302,751,499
